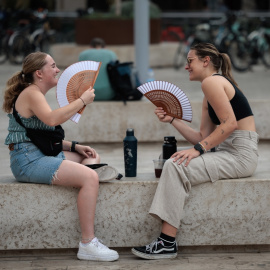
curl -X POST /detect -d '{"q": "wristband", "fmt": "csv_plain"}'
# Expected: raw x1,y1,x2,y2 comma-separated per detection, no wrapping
70,141,79,152
194,143,205,155
170,117,175,124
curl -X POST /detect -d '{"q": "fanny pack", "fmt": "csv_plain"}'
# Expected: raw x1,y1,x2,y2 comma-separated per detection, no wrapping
13,105,65,156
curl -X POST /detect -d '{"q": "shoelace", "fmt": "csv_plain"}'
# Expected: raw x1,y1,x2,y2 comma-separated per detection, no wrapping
145,238,164,253
92,238,109,250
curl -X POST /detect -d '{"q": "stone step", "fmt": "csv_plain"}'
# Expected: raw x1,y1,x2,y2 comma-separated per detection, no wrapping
1,170,269,250
60,99,270,143
50,42,179,69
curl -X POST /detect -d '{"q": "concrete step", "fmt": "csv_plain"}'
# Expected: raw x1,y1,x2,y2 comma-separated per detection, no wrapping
1,141,269,251
1,172,269,250
60,99,270,143
50,42,179,68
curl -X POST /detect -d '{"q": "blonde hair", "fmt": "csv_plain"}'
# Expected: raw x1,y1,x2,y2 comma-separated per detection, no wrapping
191,43,238,87
2,52,48,113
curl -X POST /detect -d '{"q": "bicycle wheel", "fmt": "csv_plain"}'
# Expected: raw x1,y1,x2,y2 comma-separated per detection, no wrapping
0,35,8,64
261,39,270,68
168,31,186,70
227,38,251,72
173,42,186,70
9,35,32,64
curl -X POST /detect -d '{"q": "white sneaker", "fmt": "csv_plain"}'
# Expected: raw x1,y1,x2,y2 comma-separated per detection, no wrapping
77,237,119,261
95,165,119,182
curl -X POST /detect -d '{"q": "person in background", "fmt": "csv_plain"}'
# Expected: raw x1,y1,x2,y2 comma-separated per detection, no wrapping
2,51,119,262
131,42,258,260
78,38,118,100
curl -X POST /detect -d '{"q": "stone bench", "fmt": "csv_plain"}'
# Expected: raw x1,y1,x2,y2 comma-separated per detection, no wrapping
1,170,269,251
60,99,270,143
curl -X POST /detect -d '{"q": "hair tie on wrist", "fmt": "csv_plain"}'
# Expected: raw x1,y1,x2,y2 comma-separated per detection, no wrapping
170,117,175,124
79,97,86,106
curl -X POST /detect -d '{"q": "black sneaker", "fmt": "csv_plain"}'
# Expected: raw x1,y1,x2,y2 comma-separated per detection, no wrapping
131,237,178,260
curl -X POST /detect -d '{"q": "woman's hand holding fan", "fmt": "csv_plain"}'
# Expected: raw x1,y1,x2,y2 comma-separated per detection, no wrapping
56,61,101,123
79,87,96,106
137,80,192,123
154,107,174,123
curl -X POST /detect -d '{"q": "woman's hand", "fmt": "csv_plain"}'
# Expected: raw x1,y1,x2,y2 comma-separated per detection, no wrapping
80,87,95,105
171,148,200,167
75,144,97,159
155,107,173,123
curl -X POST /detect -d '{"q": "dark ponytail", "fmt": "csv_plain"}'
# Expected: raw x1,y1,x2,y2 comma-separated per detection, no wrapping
191,43,238,87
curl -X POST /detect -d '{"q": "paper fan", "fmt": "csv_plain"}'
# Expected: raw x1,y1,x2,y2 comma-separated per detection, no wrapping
56,61,101,123
137,80,192,122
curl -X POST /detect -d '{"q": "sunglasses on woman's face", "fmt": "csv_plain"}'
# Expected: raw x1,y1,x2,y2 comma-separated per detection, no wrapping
186,57,197,66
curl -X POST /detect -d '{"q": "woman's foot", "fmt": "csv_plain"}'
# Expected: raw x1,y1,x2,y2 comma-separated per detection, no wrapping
131,236,178,260
77,237,119,261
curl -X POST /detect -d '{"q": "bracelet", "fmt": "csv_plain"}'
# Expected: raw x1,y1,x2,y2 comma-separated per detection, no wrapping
170,117,175,124
198,142,207,153
79,97,86,106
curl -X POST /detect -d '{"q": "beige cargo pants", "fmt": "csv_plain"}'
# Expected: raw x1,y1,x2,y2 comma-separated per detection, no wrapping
149,130,259,229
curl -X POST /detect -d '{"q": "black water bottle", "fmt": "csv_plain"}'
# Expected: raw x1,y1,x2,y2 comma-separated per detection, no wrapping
123,128,137,177
163,136,177,159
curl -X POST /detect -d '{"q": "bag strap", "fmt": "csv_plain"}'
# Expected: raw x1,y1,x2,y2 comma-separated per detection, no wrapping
13,103,27,129
12,101,64,133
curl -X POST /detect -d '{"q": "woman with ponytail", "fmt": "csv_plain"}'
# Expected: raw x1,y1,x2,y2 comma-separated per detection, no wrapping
2,52,119,262
132,43,258,260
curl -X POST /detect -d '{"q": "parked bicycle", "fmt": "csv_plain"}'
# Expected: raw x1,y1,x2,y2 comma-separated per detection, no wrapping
247,17,270,68
161,25,187,70
216,12,252,72
169,12,270,72
0,8,55,65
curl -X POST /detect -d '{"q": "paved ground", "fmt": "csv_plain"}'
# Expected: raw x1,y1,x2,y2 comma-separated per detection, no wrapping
1,247,270,270
0,62,270,269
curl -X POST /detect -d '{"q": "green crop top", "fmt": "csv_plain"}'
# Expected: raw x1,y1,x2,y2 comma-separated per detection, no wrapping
5,112,55,145
208,74,253,125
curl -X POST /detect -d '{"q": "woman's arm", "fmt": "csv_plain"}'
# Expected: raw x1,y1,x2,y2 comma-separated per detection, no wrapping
199,77,238,151
24,87,95,126
62,140,97,159
156,98,216,145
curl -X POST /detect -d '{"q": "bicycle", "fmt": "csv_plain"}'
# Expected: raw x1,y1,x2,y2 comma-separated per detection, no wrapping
1,9,55,65
169,16,227,70
170,12,254,72
247,18,270,68
217,12,252,72
161,25,187,70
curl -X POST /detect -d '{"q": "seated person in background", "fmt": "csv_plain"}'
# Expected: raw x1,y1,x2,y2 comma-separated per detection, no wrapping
78,38,117,101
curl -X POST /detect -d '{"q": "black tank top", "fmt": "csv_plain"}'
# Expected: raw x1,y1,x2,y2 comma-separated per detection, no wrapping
208,74,253,125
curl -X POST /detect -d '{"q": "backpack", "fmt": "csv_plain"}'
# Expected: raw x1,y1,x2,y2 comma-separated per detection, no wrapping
107,60,143,102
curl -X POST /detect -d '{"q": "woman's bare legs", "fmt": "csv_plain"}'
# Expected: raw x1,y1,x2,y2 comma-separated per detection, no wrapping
161,221,178,238
52,159,99,243
64,151,100,165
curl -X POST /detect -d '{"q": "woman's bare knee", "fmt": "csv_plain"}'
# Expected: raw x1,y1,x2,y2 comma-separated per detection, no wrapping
52,160,99,188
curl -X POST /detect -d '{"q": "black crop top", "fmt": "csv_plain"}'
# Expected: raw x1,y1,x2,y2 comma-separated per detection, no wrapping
208,74,253,125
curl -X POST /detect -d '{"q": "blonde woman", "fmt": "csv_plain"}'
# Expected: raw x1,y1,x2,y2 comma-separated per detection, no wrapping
132,43,258,260
3,52,119,262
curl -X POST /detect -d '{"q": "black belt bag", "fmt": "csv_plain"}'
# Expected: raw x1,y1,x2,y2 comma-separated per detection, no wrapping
13,105,65,156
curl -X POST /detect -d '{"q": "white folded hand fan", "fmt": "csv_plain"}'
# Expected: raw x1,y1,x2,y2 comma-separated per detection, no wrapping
137,80,192,122
56,61,101,123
